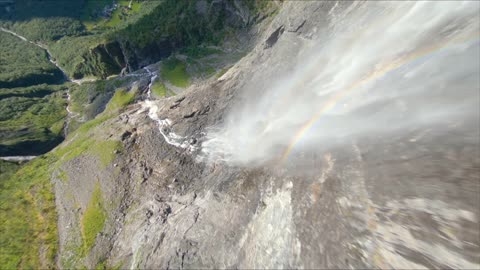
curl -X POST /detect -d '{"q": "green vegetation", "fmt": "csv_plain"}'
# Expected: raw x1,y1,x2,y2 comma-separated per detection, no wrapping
54,87,134,167
0,160,20,183
5,18,85,42
203,66,217,77
105,88,135,111
49,0,228,80
49,35,103,78
55,123,123,168
0,1,271,267
49,35,125,79
180,46,222,59
0,84,62,99
83,0,146,30
95,260,108,270
45,0,158,79
91,140,123,168
0,32,63,88
151,80,167,97
0,0,85,41
75,114,114,136
244,0,280,16
114,0,227,48
0,156,58,269
216,66,231,78
1,13,72,155
0,87,67,156
81,0,117,24
95,260,123,270
151,80,174,98
58,169,69,183
53,136,91,165
0,87,131,266
3,0,254,80
109,0,142,26
162,58,190,88
81,182,106,254
1,0,151,80
1,0,268,81
68,76,137,122
0,28,69,156
53,130,121,170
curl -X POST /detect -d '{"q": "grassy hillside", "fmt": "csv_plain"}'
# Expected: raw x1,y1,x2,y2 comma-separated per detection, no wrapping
48,0,230,79
0,156,58,269
0,31,63,88
112,0,227,48
48,35,121,79
162,58,190,88
0,0,85,41
81,0,151,31
0,83,61,99
0,86,68,156
0,86,138,268
0,30,69,156
1,0,275,80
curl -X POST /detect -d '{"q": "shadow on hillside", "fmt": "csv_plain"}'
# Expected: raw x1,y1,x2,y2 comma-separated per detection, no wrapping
0,0,85,21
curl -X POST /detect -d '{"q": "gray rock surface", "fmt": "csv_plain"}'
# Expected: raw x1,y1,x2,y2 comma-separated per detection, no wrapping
53,2,480,269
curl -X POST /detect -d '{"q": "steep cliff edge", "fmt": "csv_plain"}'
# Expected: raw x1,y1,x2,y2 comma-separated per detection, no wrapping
47,0,264,80
2,2,479,269
51,2,479,269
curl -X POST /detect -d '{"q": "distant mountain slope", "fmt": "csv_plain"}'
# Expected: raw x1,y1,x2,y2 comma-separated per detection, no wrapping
1,0,271,80
0,31,63,88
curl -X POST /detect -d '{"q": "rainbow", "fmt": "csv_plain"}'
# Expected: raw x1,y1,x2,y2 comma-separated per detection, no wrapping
280,32,479,162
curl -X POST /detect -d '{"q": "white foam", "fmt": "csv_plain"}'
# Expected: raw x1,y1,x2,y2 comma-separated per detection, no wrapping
142,68,197,152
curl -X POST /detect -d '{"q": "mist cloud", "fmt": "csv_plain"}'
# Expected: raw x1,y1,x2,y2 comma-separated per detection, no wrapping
201,1,480,166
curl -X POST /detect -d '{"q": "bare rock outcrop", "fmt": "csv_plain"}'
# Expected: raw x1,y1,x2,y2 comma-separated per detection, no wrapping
53,2,480,269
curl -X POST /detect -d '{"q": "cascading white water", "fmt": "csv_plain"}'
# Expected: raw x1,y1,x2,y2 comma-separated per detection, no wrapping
144,67,158,99
201,1,480,166
141,67,197,152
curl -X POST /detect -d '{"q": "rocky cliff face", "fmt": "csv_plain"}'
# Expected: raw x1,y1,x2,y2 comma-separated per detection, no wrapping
71,41,126,80
52,2,479,269
72,0,259,79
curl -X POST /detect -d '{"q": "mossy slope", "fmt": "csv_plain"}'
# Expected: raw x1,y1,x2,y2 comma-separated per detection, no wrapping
0,156,58,269
0,87,136,268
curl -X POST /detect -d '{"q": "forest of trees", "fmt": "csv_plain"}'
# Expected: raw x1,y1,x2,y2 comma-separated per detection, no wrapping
0,32,63,88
